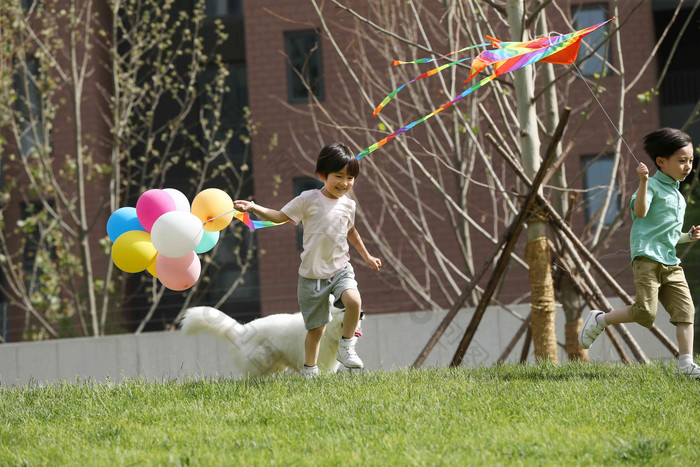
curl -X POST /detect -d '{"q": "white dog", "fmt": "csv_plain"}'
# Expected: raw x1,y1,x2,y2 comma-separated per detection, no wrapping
180,302,362,378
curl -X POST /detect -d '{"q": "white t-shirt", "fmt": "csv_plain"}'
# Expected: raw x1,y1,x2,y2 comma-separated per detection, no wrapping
281,189,355,279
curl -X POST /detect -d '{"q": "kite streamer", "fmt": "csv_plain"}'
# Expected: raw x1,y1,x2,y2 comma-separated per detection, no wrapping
391,43,489,66
358,73,496,160
232,210,287,230
201,207,287,230
373,57,473,117
374,43,488,116
358,19,613,160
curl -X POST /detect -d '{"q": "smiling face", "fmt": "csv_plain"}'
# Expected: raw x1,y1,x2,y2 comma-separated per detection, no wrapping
319,164,355,199
657,143,694,182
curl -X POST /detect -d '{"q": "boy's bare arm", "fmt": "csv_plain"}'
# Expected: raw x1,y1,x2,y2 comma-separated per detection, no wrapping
348,226,382,271
678,225,700,244
233,200,291,224
634,162,650,218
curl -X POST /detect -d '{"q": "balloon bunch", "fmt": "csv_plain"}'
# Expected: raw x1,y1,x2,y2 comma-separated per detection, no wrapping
107,188,235,291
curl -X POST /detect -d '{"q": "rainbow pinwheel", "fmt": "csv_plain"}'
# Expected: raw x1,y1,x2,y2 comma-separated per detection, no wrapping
232,210,287,230
357,19,613,160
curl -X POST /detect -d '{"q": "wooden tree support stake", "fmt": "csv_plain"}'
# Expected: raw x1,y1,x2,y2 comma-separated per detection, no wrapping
519,328,532,363
448,107,572,367
498,314,531,363
487,132,676,361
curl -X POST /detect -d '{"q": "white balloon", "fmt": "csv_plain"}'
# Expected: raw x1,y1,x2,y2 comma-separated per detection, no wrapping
150,211,204,258
163,188,191,213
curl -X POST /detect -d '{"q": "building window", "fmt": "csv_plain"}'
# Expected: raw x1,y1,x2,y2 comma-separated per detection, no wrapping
205,0,242,19
21,0,39,11
20,202,55,296
198,62,249,165
582,154,619,226
285,30,324,104
293,177,324,250
572,4,612,77
13,57,45,157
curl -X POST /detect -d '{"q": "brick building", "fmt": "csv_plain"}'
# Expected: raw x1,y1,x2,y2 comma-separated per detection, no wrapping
2,0,699,343
242,0,699,317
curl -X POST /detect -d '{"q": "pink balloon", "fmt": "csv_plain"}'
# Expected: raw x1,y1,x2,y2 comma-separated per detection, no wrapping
136,189,177,232
155,251,201,291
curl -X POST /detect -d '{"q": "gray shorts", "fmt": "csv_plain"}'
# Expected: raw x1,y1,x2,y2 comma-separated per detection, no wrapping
297,264,358,330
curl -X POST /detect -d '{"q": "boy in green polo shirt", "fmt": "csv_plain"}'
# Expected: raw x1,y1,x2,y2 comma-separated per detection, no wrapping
579,128,699,379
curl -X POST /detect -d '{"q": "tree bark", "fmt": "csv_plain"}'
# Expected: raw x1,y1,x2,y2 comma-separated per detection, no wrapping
507,0,557,362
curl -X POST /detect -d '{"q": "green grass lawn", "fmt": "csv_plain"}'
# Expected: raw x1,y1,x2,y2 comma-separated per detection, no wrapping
1,362,698,465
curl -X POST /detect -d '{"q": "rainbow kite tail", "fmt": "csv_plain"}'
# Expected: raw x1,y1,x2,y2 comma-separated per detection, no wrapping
357,74,496,160
373,57,475,116
233,210,287,230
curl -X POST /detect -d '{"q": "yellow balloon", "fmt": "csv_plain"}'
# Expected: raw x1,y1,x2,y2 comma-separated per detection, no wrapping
111,230,157,273
191,188,234,232
147,257,158,277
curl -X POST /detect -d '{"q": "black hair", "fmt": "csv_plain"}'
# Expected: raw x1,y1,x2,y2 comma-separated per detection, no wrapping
315,142,360,178
643,128,692,168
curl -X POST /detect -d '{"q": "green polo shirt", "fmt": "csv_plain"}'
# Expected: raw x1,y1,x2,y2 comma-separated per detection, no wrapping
630,170,685,265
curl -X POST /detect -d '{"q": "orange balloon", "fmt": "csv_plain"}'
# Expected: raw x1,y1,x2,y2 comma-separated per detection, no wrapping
191,188,234,232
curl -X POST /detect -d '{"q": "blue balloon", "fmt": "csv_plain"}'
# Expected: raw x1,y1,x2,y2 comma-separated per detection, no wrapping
107,207,146,242
194,229,219,254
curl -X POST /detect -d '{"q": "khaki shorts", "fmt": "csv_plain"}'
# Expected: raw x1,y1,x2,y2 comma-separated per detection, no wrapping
628,256,695,328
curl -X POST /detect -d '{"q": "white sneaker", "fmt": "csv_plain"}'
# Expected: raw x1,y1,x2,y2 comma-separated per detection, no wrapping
300,365,319,378
678,362,700,380
337,337,364,369
579,309,606,349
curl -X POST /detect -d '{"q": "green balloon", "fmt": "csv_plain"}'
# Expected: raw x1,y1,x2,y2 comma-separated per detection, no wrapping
194,229,219,254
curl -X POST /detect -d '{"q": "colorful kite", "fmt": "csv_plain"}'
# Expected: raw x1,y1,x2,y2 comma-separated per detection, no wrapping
231,210,287,230
357,19,613,160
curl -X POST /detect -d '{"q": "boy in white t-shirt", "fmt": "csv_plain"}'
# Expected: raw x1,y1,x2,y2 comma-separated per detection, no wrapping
234,143,382,376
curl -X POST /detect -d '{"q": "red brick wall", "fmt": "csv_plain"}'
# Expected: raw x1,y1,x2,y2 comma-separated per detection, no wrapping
3,0,113,340
243,0,663,316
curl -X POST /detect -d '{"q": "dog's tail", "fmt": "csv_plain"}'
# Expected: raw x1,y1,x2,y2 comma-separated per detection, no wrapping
180,306,244,344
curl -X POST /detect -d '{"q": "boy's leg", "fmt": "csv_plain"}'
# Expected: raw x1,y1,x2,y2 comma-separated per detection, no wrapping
582,258,662,349
676,322,694,356
304,325,326,367
599,306,634,325
340,289,362,339
677,323,699,379
657,264,698,378
580,306,637,349
336,289,363,369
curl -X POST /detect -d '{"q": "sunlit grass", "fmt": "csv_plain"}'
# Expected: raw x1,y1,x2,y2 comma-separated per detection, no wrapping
1,362,698,465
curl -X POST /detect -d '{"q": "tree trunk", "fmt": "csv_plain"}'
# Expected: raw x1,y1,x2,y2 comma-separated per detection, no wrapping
524,236,558,362
560,274,588,361
507,0,557,362
70,0,100,336
535,13,585,361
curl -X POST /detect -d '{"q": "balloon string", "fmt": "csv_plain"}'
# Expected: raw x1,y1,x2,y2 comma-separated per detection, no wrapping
203,208,238,226
201,207,287,231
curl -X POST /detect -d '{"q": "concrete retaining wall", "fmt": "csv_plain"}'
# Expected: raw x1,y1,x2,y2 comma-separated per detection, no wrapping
0,301,678,386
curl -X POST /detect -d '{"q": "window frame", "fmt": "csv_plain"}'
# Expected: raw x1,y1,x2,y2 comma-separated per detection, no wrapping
13,56,46,157
572,3,613,78
581,153,620,227
284,30,324,104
